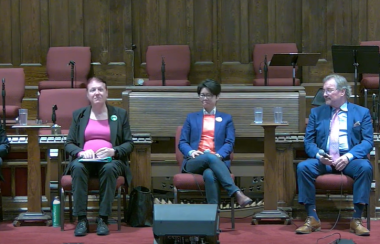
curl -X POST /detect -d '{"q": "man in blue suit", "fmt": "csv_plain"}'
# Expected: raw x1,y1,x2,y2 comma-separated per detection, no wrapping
296,74,373,236
178,79,252,207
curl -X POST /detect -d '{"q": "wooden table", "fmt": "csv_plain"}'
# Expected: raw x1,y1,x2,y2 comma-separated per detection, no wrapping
251,122,291,225
12,121,52,226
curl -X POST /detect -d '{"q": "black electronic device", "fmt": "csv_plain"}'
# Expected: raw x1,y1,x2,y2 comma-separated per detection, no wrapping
153,204,219,244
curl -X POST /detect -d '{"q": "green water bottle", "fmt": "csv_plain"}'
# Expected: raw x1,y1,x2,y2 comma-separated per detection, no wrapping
52,196,61,227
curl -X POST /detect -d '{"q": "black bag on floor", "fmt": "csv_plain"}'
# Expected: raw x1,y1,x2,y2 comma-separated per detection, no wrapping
126,186,153,227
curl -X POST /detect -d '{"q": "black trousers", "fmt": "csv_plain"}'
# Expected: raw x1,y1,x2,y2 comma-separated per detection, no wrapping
70,159,124,217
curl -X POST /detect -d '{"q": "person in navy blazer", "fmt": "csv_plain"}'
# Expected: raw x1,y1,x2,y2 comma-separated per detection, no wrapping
296,74,373,236
178,79,252,207
65,77,134,236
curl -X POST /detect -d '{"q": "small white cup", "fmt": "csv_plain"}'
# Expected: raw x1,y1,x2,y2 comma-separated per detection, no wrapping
254,107,263,124
274,107,283,123
18,109,28,125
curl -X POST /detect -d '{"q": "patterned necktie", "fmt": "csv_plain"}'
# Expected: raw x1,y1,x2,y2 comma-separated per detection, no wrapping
329,109,340,162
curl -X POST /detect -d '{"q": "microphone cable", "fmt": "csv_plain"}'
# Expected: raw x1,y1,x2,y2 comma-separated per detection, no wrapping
318,171,345,234
182,155,205,202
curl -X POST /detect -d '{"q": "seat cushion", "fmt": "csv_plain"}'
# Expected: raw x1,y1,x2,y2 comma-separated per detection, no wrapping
61,175,125,191
253,78,300,86
46,47,91,82
0,68,25,114
0,105,21,119
173,173,235,191
143,80,190,86
38,88,89,130
146,45,190,80
361,76,379,89
38,81,87,91
315,174,354,191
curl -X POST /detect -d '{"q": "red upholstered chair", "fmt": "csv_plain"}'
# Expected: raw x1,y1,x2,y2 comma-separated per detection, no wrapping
38,89,89,135
60,175,127,231
144,45,191,86
360,41,380,108
314,173,371,230
38,47,91,91
253,43,300,86
0,68,25,121
173,126,235,229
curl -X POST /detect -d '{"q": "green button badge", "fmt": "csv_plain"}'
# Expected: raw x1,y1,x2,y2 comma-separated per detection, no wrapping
111,115,117,121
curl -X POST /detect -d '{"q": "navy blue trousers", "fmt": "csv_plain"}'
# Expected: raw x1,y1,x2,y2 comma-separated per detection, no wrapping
297,158,372,205
184,152,239,204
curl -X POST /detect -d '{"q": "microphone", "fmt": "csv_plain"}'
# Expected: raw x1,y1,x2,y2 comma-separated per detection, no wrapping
67,60,76,66
52,104,58,125
161,56,166,86
318,149,331,159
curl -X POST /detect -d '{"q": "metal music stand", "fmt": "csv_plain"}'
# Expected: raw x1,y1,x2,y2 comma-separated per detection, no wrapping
331,45,379,104
270,53,320,86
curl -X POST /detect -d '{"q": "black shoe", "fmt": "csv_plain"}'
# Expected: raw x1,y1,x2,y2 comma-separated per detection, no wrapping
96,218,109,236
74,218,89,237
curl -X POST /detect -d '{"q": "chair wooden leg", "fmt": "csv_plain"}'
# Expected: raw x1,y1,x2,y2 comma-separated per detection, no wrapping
230,197,235,229
367,203,371,230
117,187,121,231
123,187,127,223
60,188,65,231
69,193,73,223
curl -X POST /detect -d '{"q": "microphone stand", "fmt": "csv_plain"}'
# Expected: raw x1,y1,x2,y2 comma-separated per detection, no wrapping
161,57,165,86
263,55,268,86
352,50,359,104
52,105,57,125
68,61,75,88
51,105,61,134
373,94,377,131
2,78,5,129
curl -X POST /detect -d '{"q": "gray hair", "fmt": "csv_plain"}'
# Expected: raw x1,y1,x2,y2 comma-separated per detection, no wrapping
323,74,352,99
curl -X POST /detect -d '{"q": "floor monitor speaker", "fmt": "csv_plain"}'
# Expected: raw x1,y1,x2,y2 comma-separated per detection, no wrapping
153,204,219,244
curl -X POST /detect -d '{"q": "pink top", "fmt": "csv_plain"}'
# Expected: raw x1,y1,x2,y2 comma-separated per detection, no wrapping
83,119,112,152
198,115,215,154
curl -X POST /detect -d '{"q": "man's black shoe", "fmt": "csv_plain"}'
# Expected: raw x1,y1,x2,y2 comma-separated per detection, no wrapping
96,218,109,236
74,218,89,236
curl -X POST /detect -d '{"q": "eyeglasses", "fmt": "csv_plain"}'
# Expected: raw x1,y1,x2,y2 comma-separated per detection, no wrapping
323,89,337,95
89,87,105,93
199,94,214,99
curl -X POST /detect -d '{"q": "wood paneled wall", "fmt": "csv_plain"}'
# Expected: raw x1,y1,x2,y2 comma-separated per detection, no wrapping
1,0,380,117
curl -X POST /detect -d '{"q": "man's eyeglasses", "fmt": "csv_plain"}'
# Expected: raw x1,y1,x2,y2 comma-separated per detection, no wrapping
89,87,105,93
199,94,214,99
323,89,337,95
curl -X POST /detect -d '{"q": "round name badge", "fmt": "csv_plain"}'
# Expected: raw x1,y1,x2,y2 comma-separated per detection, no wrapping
111,115,117,121
216,117,222,122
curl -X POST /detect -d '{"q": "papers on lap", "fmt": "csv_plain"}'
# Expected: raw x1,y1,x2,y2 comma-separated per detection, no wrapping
79,157,112,163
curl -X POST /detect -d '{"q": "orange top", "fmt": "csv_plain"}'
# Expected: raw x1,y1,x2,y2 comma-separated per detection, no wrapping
198,115,215,153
